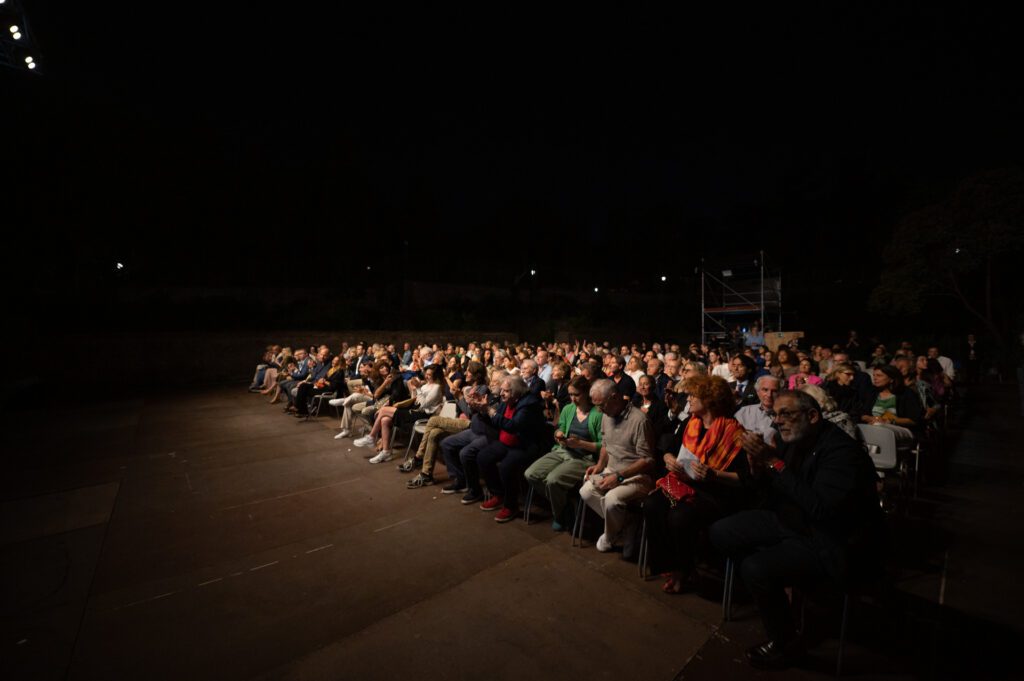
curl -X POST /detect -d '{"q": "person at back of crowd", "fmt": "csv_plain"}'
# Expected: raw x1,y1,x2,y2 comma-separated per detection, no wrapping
787,358,823,389
606,355,637,400
729,354,760,408
775,347,799,379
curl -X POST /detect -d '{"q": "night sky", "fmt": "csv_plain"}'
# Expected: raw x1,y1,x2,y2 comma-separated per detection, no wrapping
3,3,1023,332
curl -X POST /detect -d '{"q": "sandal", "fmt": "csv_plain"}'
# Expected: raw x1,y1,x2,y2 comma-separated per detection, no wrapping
406,473,434,489
397,458,422,473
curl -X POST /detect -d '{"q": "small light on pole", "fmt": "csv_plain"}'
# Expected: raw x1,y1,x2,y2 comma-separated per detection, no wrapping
116,262,124,271
660,275,667,282
530,269,536,276
593,287,599,293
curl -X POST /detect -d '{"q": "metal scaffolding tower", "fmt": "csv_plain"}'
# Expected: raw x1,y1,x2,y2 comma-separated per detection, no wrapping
700,251,782,344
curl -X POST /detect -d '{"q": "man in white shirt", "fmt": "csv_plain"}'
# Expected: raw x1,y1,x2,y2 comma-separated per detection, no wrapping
735,375,781,445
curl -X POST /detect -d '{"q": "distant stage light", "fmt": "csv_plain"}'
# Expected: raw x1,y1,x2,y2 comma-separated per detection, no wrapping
593,287,599,293
24,56,33,63
9,25,19,33
116,262,124,270
13,32,21,40
530,269,536,276
27,62,35,69
660,275,667,282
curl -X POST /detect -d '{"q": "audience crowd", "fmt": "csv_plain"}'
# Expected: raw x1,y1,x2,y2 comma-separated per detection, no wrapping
248,332,969,670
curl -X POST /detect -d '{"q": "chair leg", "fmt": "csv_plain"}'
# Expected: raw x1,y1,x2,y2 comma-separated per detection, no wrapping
523,485,534,524
836,594,849,677
637,517,648,579
572,497,586,548
722,558,734,622
403,431,420,464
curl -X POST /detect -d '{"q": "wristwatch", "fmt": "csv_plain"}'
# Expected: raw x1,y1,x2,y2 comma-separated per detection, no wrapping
616,474,625,484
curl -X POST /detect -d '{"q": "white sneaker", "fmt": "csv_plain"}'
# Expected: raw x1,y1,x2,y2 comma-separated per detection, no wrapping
328,398,345,407
353,435,374,448
595,533,614,553
369,450,393,464
333,429,350,440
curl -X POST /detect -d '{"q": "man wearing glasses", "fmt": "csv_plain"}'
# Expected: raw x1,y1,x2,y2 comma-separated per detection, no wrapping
710,391,883,670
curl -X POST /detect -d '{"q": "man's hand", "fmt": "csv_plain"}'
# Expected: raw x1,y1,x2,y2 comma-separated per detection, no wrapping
584,464,598,480
597,473,620,491
742,431,778,463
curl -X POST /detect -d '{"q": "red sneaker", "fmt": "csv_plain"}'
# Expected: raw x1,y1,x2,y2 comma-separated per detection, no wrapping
479,496,503,511
495,508,516,523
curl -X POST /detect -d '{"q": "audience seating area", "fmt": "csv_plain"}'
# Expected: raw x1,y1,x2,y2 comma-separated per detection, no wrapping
246,335,966,672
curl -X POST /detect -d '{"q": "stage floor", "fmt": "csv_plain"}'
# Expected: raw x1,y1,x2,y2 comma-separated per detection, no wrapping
2,385,1021,680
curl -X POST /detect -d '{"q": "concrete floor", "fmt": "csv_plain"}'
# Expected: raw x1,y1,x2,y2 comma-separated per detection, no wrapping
1,385,1022,680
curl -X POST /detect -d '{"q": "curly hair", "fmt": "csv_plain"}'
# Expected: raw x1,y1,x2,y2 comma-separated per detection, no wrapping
687,374,735,418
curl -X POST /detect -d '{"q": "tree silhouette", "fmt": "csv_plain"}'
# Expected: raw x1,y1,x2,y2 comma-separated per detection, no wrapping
870,168,1024,351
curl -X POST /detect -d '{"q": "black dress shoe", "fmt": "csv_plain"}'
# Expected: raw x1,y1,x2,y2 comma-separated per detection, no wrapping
745,639,805,670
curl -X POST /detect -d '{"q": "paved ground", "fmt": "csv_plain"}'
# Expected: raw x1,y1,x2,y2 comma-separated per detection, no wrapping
1,384,1021,680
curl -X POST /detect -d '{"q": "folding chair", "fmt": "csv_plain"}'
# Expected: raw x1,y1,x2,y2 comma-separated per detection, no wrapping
401,401,458,463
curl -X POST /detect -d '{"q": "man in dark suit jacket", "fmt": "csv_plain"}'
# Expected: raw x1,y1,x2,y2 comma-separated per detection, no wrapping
519,359,546,396
728,354,760,408
710,391,884,670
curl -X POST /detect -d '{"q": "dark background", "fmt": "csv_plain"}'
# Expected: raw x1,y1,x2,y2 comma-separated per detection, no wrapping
3,2,1023,349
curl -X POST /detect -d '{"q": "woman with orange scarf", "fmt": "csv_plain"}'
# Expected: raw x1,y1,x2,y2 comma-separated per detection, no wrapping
644,374,748,594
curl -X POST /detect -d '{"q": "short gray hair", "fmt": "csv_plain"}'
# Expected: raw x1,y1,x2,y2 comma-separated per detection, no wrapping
520,358,538,373
755,374,782,390
503,375,528,400
589,378,616,401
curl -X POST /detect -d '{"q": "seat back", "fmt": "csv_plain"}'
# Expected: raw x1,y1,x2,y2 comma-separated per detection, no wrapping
856,424,897,470
439,400,458,419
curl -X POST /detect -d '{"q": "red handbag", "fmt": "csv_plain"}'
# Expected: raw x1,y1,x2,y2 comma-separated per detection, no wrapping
655,473,696,508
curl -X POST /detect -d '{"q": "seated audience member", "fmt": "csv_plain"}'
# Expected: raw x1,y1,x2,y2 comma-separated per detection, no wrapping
728,354,760,408
708,349,733,380
787,358,823,389
917,356,952,401
580,360,603,383
331,361,379,439
870,344,891,367
258,346,291,396
519,358,546,396
664,355,681,385
475,376,546,523
524,376,603,531
775,347,799,379
443,370,507,500
633,374,670,441
798,383,857,438
711,391,883,670
625,356,646,385
824,362,865,422
606,355,638,399
816,346,835,377
353,361,412,462
830,351,874,409
580,379,655,553
535,349,553,383
280,349,312,412
249,345,281,392
541,362,572,421
393,364,445,428
647,358,671,401
860,364,924,448
735,375,782,445
402,362,488,487
644,375,748,593
294,354,348,417
502,353,521,375
443,355,465,400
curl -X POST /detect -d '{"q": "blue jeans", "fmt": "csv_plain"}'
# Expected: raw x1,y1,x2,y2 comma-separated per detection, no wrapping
440,428,488,490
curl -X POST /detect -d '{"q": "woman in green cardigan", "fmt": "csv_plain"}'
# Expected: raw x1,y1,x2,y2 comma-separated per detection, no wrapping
524,375,604,531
